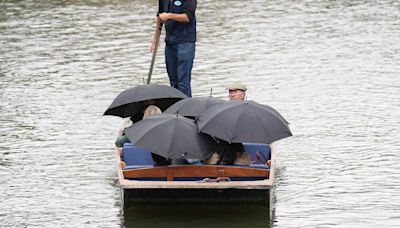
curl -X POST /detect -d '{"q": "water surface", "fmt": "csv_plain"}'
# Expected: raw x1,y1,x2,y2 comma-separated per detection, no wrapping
1,0,400,227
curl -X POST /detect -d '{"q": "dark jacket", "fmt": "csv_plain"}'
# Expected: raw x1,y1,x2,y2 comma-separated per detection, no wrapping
158,0,197,45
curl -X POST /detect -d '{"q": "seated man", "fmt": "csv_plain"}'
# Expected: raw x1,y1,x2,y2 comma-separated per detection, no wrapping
227,82,247,101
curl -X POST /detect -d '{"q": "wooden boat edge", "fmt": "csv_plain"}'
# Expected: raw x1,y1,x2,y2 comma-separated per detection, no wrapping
115,144,276,190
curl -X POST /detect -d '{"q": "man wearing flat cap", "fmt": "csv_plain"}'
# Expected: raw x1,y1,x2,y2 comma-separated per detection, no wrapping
227,82,247,101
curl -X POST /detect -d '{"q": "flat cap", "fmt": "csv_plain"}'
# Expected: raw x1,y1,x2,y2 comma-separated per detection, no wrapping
226,82,247,91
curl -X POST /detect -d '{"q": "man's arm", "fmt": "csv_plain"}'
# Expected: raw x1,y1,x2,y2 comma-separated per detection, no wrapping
159,0,196,23
159,12,190,23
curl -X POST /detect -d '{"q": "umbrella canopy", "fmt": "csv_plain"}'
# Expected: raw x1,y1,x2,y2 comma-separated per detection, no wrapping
197,100,292,144
164,97,225,118
124,114,217,160
103,84,187,118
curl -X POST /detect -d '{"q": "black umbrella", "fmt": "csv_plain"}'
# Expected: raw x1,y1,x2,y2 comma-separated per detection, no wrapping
197,100,292,144
103,84,187,118
164,97,225,118
124,114,217,160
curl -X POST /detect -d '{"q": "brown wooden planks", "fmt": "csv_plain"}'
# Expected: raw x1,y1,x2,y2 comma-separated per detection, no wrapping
123,165,269,181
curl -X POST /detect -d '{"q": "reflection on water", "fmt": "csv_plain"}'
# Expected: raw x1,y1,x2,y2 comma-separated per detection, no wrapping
1,0,400,227
123,205,273,228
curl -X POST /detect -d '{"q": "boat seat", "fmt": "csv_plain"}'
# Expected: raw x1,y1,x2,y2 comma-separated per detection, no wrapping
121,143,154,166
243,143,271,164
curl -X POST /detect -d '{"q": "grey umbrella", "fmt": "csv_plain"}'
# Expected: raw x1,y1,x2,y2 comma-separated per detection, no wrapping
103,84,187,118
164,97,225,118
124,114,217,160
197,100,292,144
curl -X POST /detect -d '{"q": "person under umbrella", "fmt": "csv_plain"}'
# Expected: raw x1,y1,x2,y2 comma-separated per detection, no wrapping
116,105,171,166
116,100,157,138
220,85,287,167
205,140,251,166
124,114,217,161
197,100,292,144
226,82,247,101
103,84,187,118
116,104,162,147
104,84,187,154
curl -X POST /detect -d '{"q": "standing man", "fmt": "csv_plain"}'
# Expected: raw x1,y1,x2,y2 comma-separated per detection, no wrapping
151,0,197,97
227,82,247,100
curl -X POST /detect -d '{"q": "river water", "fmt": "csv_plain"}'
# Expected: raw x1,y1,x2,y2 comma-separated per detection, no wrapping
1,0,399,227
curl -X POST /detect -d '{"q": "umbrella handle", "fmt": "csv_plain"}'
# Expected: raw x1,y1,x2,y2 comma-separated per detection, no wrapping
147,22,163,84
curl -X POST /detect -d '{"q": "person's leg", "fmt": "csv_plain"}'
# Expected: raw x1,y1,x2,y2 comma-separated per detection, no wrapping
165,44,178,89
176,42,195,97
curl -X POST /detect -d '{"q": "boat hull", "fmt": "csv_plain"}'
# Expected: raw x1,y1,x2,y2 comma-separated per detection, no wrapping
122,188,270,207
116,144,276,208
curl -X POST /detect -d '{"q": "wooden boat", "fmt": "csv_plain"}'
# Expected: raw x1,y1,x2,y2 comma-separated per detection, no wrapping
115,143,275,208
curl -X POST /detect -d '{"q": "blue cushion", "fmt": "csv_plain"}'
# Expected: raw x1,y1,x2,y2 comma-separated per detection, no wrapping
243,143,271,164
122,144,154,166
123,142,134,147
